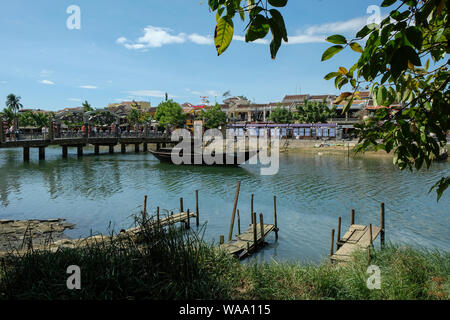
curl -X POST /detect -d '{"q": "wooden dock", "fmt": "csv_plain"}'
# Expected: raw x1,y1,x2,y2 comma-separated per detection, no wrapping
331,224,381,263
219,223,277,259
330,203,385,263
127,211,197,235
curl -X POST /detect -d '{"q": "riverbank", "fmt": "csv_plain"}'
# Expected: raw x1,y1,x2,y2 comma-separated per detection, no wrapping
0,221,448,300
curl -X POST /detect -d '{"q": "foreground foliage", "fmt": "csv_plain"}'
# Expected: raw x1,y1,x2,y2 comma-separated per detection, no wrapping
0,220,448,300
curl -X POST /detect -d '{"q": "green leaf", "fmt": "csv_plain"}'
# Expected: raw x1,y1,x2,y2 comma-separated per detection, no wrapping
214,17,234,56
381,0,397,7
326,35,347,45
269,9,288,42
268,0,288,7
321,45,344,61
208,0,219,11
246,15,270,42
324,72,341,80
356,25,372,39
269,18,282,59
405,26,423,50
349,42,363,53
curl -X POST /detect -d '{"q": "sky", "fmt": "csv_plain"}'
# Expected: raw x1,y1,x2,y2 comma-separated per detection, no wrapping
0,0,388,111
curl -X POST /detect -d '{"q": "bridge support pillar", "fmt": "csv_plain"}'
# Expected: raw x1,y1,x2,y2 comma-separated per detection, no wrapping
39,147,45,160
143,143,148,152
121,144,126,154
23,147,30,162
135,144,140,153
77,146,83,157
157,143,160,151
94,145,100,155
109,145,114,154
62,146,68,159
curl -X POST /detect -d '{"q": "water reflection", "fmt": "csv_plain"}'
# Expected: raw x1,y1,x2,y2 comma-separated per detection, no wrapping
0,147,448,263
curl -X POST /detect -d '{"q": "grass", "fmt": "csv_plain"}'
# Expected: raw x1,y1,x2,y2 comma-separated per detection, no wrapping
0,215,448,300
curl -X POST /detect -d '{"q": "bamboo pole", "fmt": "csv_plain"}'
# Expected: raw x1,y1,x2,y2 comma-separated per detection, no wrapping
237,209,241,235
252,211,257,250
143,195,147,222
273,195,278,239
227,181,241,242
380,202,385,249
186,209,190,229
337,216,341,248
180,197,184,213
259,213,264,244
351,209,355,225
195,190,199,227
330,229,335,257
156,206,160,228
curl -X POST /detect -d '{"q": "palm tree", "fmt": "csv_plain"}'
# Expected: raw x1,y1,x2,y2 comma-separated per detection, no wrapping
1,108,15,126
6,94,23,128
82,100,93,112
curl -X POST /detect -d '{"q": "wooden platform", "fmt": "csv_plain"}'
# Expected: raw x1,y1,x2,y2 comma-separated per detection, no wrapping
127,211,197,234
219,223,276,259
331,224,381,263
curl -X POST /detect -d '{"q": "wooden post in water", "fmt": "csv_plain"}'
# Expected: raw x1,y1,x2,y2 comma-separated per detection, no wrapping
273,196,278,239
380,202,385,249
227,181,241,242
252,211,257,250
219,235,224,245
259,213,264,244
350,209,355,225
237,210,241,235
186,209,190,229
142,195,147,222
337,216,341,248
157,206,160,228
180,197,184,213
369,224,373,248
330,229,335,257
195,190,199,227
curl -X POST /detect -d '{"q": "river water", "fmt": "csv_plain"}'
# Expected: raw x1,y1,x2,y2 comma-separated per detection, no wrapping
0,146,449,263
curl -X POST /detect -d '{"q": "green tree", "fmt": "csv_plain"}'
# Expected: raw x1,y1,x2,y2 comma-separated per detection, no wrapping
32,112,50,128
269,106,293,123
201,104,228,129
0,108,15,126
18,111,36,127
127,107,142,126
154,100,186,128
207,0,449,200
82,101,93,112
295,100,336,123
5,94,23,128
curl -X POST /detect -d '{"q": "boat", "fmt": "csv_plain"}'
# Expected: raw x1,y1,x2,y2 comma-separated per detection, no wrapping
149,147,258,166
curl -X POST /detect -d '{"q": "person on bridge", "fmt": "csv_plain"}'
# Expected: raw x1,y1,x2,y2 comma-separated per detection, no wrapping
9,125,16,141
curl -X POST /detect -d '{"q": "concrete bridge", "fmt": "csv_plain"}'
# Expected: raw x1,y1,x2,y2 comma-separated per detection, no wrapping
0,130,174,161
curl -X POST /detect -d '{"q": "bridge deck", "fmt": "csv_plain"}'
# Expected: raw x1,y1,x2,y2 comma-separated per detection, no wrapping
219,223,276,259
331,224,381,263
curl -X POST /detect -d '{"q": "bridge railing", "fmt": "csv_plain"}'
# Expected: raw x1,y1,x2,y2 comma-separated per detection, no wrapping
5,132,47,142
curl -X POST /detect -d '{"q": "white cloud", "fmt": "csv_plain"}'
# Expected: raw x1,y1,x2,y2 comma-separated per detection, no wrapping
68,98,82,102
128,90,168,98
303,16,368,36
39,80,54,85
118,16,372,50
79,85,98,89
188,33,213,45
186,88,220,97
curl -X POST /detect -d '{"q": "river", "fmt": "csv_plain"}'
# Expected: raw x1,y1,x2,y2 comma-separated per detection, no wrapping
0,146,449,263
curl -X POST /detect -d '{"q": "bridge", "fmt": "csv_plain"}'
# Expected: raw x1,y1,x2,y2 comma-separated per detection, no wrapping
0,108,174,161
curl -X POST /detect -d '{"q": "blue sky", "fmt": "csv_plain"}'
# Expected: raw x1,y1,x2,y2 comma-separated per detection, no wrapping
0,0,387,111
